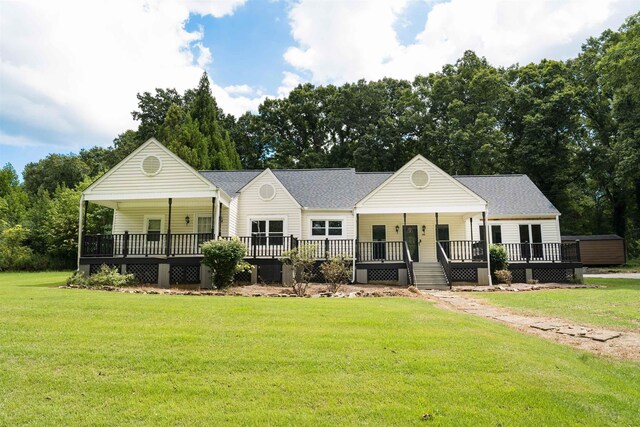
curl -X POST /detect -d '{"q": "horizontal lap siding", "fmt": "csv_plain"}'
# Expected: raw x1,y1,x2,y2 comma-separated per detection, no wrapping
301,211,354,239
358,213,466,262
113,203,217,234
236,173,301,237
89,143,212,195
580,240,625,265
359,159,484,210
485,219,560,244
228,197,238,236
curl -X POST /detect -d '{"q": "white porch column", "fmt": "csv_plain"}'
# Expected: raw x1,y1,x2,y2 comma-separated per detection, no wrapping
76,194,84,271
213,189,221,238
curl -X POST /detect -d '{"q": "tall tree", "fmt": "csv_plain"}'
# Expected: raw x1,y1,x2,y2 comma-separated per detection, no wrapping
189,72,241,169
22,154,90,196
159,104,211,170
132,88,184,141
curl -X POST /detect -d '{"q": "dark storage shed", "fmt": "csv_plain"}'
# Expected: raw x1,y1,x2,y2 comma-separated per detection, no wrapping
561,235,626,266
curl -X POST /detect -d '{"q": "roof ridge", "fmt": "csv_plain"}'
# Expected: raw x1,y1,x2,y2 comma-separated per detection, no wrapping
454,174,526,177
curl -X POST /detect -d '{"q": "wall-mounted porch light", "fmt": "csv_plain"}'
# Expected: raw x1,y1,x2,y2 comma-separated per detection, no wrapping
395,225,400,234
422,225,426,235
185,215,190,225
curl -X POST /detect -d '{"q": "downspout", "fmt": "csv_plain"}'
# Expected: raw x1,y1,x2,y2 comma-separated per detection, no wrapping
352,209,357,283
484,209,492,286
76,194,84,271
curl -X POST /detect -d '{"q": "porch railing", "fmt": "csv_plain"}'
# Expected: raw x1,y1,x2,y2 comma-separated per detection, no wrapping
436,241,452,284
501,242,580,263
402,241,415,285
438,240,487,261
356,241,405,262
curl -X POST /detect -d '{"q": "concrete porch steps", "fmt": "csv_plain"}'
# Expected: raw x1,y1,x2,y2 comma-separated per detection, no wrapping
412,262,450,290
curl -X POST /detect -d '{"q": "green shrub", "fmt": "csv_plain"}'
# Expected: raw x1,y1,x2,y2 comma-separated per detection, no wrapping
280,243,317,296
489,244,508,278
87,265,136,288
67,270,88,287
494,269,512,285
201,238,251,289
0,225,34,271
320,256,352,293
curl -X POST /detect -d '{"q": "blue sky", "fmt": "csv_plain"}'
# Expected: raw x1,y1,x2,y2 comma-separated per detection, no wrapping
0,0,637,178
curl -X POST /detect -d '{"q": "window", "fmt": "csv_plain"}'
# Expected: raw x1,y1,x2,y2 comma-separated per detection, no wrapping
146,218,162,242
251,219,284,245
372,225,386,260
479,225,486,242
436,224,449,241
491,225,502,244
311,220,343,237
197,215,212,244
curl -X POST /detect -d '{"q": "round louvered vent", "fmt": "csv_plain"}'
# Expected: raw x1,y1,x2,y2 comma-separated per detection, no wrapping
411,169,429,188
141,155,161,176
259,183,276,200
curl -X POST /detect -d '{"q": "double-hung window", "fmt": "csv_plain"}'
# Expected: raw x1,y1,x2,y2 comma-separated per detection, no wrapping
146,218,162,242
311,220,343,237
251,220,284,246
197,215,212,245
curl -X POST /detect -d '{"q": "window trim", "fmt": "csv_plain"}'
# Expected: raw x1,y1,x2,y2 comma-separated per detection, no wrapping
248,216,287,245
309,218,345,238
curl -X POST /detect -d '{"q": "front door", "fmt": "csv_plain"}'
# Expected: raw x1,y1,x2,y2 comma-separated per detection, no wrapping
372,225,386,260
403,225,419,262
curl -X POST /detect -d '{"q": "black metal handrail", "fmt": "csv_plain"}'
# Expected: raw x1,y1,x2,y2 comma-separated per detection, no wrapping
402,241,415,286
436,242,451,284
501,242,580,263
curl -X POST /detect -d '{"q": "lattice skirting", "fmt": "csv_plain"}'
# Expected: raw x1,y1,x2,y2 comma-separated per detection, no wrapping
89,263,119,275
127,264,159,284
257,264,282,283
451,268,477,282
510,269,526,283
533,268,574,283
310,263,326,283
234,270,252,283
367,268,398,282
169,264,200,284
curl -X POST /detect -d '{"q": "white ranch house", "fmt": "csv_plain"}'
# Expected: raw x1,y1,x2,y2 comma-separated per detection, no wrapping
78,138,582,288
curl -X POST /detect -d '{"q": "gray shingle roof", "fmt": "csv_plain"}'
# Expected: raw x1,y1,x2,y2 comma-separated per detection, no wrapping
454,175,559,216
199,170,262,196
200,169,558,215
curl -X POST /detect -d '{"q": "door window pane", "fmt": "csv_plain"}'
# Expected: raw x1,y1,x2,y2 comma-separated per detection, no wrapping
479,225,486,242
436,224,449,241
252,220,267,245
491,225,502,244
372,225,386,260
531,224,543,258
269,220,284,245
197,216,212,244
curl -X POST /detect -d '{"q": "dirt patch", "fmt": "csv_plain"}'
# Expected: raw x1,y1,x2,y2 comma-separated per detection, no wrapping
60,283,425,299
425,291,640,361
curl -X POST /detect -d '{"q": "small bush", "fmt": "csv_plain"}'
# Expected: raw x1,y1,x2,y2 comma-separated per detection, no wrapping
87,265,136,288
527,279,539,285
320,256,352,293
494,269,512,285
280,243,317,296
67,270,88,287
201,238,251,289
489,244,508,277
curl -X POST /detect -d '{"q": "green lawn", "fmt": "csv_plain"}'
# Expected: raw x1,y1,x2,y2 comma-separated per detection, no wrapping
1,272,639,426
474,278,640,331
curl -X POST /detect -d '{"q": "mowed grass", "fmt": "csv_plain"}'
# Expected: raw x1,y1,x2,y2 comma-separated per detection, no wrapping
1,272,639,426
474,278,640,331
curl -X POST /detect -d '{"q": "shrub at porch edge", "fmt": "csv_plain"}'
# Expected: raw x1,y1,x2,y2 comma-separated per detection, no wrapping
489,244,509,279
201,238,251,289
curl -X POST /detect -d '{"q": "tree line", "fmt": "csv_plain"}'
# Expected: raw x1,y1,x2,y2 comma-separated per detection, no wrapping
1,13,638,270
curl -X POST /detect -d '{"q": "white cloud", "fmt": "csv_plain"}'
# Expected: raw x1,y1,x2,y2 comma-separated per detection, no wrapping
0,0,255,151
284,0,638,84
277,71,304,97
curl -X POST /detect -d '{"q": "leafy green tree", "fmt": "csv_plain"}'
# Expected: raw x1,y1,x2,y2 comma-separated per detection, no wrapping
0,164,28,226
0,225,34,271
132,88,184,141
22,154,90,196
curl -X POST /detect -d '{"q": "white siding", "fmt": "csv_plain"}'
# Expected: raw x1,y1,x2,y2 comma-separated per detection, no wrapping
301,211,354,239
357,157,485,212
358,213,466,262
235,171,301,237
87,140,213,196
227,197,239,236
482,218,561,244
112,200,216,235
